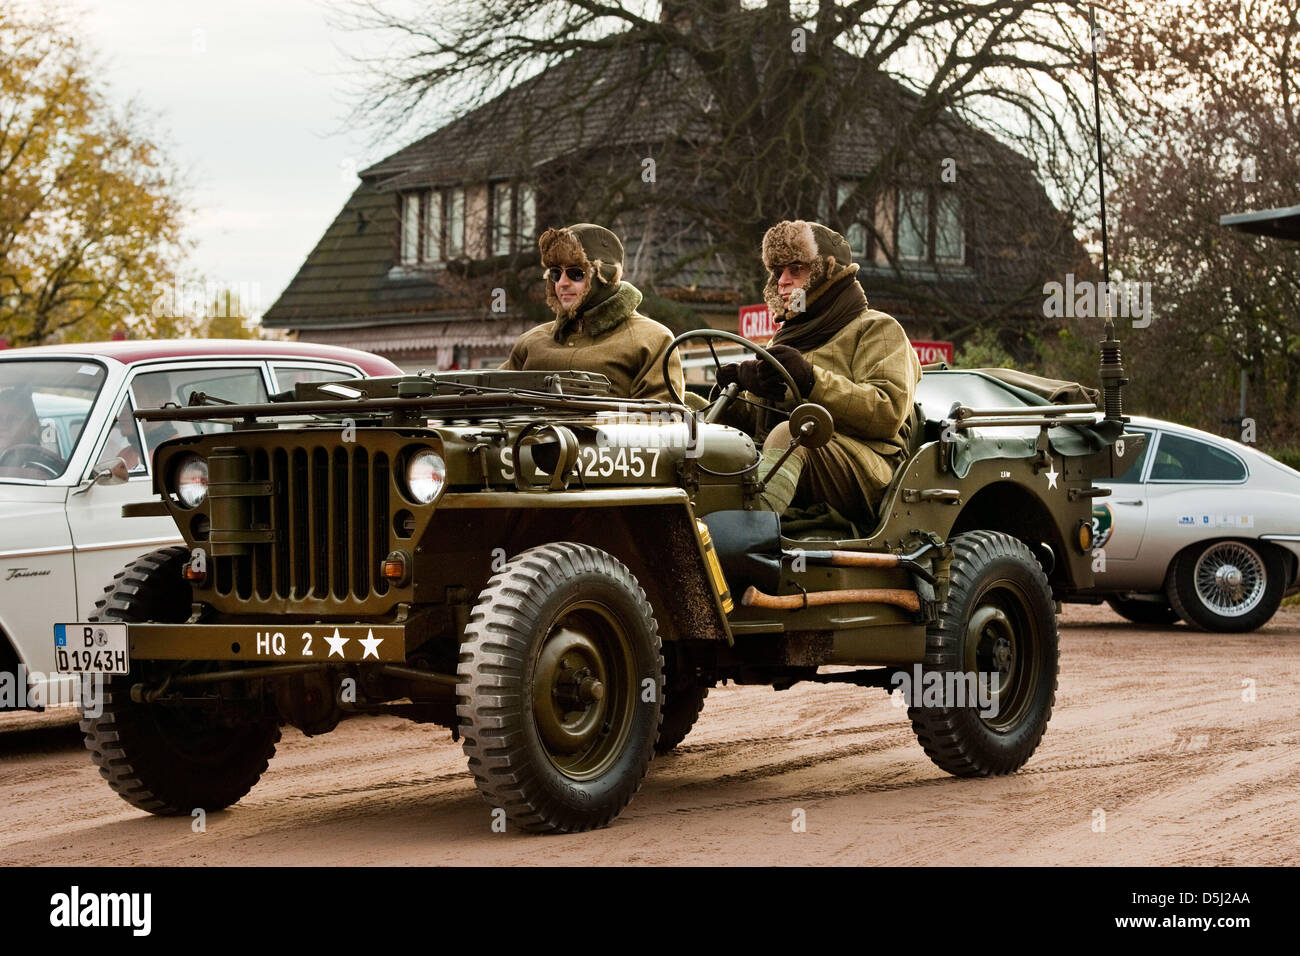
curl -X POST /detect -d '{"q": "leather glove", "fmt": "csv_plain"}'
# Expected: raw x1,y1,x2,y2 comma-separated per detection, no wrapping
717,360,782,398
759,344,816,398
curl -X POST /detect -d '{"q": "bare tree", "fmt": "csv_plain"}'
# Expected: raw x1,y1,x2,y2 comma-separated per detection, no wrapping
336,0,1128,338
1051,0,1300,446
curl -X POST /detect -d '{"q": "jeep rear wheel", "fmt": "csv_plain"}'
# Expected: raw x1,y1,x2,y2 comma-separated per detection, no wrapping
457,543,662,833
79,546,281,815
656,648,712,754
908,531,1058,776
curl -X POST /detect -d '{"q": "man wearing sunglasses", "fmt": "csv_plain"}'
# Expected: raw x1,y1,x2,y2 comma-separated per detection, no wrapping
716,220,921,528
502,223,683,402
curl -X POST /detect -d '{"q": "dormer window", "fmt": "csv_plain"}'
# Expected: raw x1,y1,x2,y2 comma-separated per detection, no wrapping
399,184,533,265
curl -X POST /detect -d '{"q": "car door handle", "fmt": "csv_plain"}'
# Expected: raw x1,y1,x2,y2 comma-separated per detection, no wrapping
1113,499,1143,506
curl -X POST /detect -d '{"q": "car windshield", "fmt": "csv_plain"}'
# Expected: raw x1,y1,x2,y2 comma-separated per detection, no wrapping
0,359,106,481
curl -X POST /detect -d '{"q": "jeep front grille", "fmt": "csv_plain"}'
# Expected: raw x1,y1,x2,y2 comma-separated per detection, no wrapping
212,445,392,602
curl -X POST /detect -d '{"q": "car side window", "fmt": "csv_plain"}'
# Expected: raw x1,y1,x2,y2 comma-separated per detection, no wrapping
131,367,269,460
1112,429,1152,483
100,395,147,474
272,364,362,392
1148,432,1247,482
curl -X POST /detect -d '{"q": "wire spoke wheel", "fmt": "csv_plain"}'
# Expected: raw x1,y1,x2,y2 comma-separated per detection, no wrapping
1167,539,1285,633
1192,542,1266,617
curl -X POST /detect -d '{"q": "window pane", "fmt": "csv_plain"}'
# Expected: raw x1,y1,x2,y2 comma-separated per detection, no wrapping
423,190,441,262
446,188,465,257
518,184,536,245
134,368,268,442
846,223,867,261
935,193,964,263
0,360,104,479
1111,429,1152,482
836,181,855,215
400,193,419,264
130,371,202,460
1149,433,1246,481
492,182,513,256
272,365,362,392
898,189,928,261
102,395,146,474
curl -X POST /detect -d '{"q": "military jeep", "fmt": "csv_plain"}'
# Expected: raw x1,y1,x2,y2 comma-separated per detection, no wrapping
69,330,1142,833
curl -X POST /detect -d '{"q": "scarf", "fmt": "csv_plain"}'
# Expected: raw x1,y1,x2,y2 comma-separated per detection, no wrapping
769,272,866,353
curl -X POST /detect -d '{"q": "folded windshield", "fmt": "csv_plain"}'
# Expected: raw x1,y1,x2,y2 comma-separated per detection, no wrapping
0,360,105,481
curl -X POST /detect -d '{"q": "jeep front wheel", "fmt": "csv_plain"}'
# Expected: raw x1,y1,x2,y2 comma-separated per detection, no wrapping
457,543,662,833
907,531,1058,777
79,546,282,815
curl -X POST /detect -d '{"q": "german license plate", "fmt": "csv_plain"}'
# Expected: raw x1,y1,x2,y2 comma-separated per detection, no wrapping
53,623,129,674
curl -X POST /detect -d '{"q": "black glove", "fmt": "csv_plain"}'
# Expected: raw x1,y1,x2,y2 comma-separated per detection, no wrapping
758,345,816,398
717,360,783,398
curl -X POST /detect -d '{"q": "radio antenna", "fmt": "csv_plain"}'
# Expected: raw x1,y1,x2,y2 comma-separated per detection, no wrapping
1090,3,1127,421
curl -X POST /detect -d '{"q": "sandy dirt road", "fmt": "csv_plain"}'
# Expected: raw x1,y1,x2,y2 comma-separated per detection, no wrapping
2,604,1297,866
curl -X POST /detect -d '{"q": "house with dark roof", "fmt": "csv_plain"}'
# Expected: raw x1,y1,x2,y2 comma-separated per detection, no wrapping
263,19,1082,371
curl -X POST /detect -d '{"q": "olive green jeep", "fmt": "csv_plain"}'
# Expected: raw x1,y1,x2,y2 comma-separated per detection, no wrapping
69,330,1142,833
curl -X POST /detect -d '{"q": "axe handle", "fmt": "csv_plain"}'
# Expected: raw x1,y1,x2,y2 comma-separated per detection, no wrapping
742,586,921,613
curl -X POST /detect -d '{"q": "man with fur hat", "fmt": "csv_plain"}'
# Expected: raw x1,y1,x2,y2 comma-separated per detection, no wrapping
717,220,921,526
502,223,683,402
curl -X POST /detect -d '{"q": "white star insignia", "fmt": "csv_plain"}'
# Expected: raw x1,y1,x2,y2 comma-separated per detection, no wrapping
1045,463,1060,490
324,628,349,658
358,629,383,660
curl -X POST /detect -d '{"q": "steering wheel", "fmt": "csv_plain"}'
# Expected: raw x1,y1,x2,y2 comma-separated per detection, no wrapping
0,443,64,478
661,329,804,426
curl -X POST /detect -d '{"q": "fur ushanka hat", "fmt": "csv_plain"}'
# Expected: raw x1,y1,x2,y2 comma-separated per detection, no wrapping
538,223,625,319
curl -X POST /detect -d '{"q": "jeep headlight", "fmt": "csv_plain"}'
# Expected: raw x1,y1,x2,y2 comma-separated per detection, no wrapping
405,448,446,504
176,455,209,508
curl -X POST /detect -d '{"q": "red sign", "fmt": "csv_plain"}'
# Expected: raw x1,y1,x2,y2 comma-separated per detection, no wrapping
738,304,777,341
738,304,953,365
911,339,954,365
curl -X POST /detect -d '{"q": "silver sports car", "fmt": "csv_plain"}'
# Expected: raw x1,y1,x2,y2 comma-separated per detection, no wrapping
917,370,1300,632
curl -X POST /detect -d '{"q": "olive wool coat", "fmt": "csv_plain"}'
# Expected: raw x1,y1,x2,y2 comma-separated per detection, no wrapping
728,277,922,520
502,282,684,403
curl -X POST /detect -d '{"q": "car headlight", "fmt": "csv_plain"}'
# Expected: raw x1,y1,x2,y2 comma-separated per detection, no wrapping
176,455,209,508
405,448,446,504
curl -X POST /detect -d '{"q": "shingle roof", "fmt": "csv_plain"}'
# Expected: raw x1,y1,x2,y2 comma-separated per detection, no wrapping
266,23,1043,330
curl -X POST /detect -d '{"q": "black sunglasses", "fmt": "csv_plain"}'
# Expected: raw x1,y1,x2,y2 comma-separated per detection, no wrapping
544,266,587,283
770,262,810,281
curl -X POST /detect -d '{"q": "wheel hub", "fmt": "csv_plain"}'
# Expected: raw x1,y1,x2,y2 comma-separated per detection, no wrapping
533,627,609,755
1215,564,1243,595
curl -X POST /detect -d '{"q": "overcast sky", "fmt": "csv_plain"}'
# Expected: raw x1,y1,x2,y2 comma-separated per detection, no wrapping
74,0,410,321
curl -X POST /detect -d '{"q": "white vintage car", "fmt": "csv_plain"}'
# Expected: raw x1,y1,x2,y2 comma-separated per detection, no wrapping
0,339,400,712
916,370,1300,632
1081,415,1300,631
